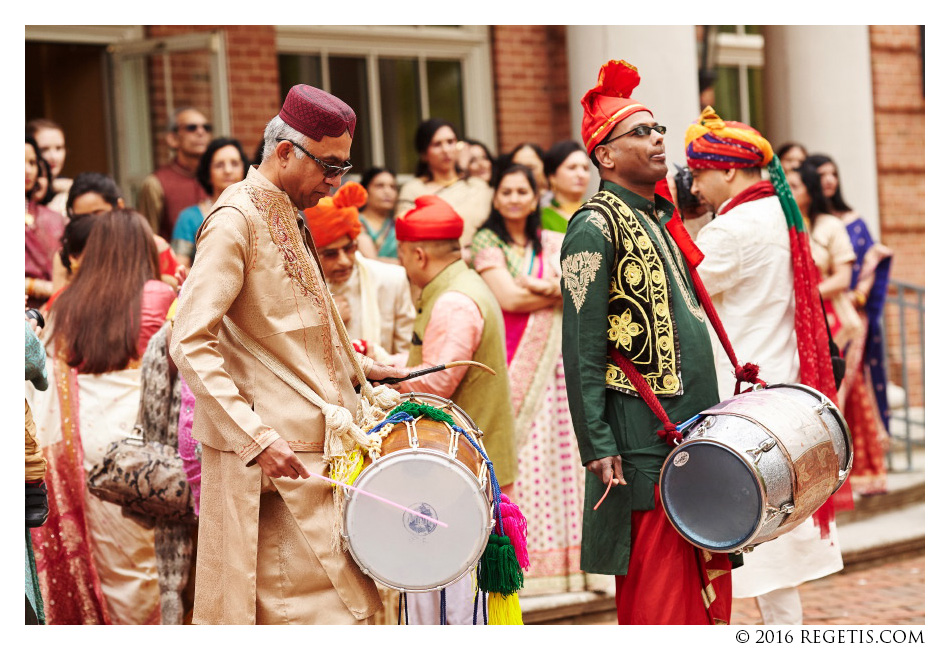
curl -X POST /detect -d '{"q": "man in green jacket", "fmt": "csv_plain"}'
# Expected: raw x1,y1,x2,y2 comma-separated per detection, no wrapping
560,59,732,625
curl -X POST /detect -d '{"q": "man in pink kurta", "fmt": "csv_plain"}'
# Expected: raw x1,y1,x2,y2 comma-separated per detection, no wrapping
170,86,400,624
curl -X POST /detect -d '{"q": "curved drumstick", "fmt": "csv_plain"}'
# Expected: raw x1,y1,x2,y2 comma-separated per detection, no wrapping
375,360,496,385
310,473,448,528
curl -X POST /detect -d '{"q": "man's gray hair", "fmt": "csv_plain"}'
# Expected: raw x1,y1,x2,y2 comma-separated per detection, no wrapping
261,116,307,162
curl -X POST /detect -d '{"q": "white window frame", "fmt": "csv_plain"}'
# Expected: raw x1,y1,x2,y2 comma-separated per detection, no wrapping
713,26,765,125
275,25,496,175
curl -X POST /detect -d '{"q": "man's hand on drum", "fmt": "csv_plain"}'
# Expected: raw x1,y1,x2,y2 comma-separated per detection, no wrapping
257,438,311,480
586,455,626,486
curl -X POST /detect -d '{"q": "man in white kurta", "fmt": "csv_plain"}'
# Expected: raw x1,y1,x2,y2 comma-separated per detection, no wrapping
688,108,843,625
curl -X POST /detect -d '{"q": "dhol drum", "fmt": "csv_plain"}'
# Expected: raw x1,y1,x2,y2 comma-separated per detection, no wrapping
343,393,493,592
659,383,852,554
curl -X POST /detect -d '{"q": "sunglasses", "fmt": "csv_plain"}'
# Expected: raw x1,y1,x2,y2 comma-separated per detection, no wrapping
180,123,213,133
278,138,353,180
601,124,667,145
317,241,359,260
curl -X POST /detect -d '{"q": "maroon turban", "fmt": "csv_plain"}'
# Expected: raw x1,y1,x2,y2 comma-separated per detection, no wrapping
279,84,356,142
395,195,464,242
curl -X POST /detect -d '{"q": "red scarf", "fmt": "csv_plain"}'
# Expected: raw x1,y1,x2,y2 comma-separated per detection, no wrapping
716,180,776,216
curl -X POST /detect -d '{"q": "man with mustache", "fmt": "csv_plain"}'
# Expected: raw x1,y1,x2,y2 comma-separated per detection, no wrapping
560,60,731,625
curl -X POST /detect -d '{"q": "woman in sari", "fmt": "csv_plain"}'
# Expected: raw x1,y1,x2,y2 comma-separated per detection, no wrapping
27,209,175,624
805,154,893,494
395,118,492,252
539,140,591,233
470,164,602,595
26,135,65,309
357,167,399,262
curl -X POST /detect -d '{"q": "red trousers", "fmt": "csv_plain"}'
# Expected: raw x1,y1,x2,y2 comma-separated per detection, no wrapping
614,485,732,625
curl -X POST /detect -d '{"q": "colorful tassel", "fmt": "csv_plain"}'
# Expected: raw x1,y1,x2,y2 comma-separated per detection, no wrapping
478,534,523,596
497,494,530,569
487,592,523,625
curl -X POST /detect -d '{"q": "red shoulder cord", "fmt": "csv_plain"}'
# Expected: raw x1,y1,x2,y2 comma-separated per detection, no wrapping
609,201,765,446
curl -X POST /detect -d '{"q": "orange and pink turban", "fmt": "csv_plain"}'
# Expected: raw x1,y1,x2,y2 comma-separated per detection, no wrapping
304,181,366,247
580,60,654,155
684,106,774,169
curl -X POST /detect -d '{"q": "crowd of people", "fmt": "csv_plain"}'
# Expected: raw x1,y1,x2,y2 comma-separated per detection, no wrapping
25,58,893,626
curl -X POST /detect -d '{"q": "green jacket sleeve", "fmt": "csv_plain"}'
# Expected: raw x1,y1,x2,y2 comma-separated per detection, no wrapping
560,208,617,464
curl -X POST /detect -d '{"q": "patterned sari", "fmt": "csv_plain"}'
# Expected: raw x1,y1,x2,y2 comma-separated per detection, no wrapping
27,352,162,624
840,214,892,495
471,228,607,595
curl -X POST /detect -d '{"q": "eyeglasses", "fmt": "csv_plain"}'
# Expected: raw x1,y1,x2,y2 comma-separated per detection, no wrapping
601,124,667,145
179,123,213,133
277,138,353,179
317,241,359,260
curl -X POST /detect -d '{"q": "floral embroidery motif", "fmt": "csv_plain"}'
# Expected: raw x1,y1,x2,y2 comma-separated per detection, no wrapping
561,251,603,312
585,213,611,241
607,309,644,351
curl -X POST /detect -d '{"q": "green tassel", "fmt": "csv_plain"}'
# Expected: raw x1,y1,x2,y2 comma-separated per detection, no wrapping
478,534,523,596
387,401,456,425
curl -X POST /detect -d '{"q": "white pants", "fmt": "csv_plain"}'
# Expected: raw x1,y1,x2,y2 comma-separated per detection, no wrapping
756,586,803,624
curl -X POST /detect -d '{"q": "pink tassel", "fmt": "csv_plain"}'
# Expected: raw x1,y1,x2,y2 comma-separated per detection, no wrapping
497,494,530,569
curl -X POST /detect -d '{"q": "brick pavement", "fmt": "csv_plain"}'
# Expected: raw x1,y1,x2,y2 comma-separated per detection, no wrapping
731,555,924,625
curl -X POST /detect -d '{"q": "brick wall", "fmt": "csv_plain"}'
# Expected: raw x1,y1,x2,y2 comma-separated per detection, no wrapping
868,26,924,408
490,26,572,155
145,25,281,166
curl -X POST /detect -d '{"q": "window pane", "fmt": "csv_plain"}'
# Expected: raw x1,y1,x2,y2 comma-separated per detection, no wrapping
714,25,738,34
328,56,370,173
747,66,765,132
426,59,464,133
379,57,421,174
278,54,322,101
712,66,741,122
744,25,763,35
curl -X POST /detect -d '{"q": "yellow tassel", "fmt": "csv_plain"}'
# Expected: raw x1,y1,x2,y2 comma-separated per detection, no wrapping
487,592,523,625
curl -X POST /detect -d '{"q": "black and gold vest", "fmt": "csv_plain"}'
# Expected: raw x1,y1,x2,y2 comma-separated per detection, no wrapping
581,190,705,398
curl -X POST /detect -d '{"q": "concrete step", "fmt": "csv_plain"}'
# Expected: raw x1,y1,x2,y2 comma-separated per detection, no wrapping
838,502,925,570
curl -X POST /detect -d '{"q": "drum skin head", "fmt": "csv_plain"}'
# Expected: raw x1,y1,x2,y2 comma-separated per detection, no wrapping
343,449,491,592
660,441,763,551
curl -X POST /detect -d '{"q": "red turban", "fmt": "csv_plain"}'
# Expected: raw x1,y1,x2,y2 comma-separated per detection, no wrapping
581,60,654,155
395,195,464,242
304,182,366,247
279,84,356,142
684,106,774,169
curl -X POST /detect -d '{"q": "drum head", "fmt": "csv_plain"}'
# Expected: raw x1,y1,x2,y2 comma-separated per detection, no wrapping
344,449,490,592
660,441,763,551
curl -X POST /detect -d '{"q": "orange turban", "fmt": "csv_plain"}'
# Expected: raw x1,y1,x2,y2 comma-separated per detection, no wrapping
395,195,463,242
304,182,366,247
581,60,653,155
684,106,774,169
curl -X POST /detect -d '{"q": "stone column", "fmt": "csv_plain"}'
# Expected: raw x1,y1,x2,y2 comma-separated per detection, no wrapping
764,26,880,234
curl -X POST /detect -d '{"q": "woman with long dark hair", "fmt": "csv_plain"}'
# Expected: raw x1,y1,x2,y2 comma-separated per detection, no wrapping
470,164,599,594
395,118,492,251
803,154,893,494
28,209,175,624
25,134,66,309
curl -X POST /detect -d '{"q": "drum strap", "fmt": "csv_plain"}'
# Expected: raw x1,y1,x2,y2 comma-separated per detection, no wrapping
607,216,766,446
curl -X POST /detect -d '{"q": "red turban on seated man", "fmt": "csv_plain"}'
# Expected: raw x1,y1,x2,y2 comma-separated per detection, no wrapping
394,195,464,242
304,181,366,247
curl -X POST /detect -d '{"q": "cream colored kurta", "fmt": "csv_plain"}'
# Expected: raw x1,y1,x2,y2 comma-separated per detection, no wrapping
170,166,381,624
695,194,843,598
330,253,415,356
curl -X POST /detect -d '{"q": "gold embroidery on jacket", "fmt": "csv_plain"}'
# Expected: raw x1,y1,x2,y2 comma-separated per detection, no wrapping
561,251,603,313
585,213,612,241
585,191,682,397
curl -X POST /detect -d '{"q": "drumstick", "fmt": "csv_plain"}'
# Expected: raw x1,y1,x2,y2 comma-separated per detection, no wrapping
309,473,449,528
375,360,497,385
